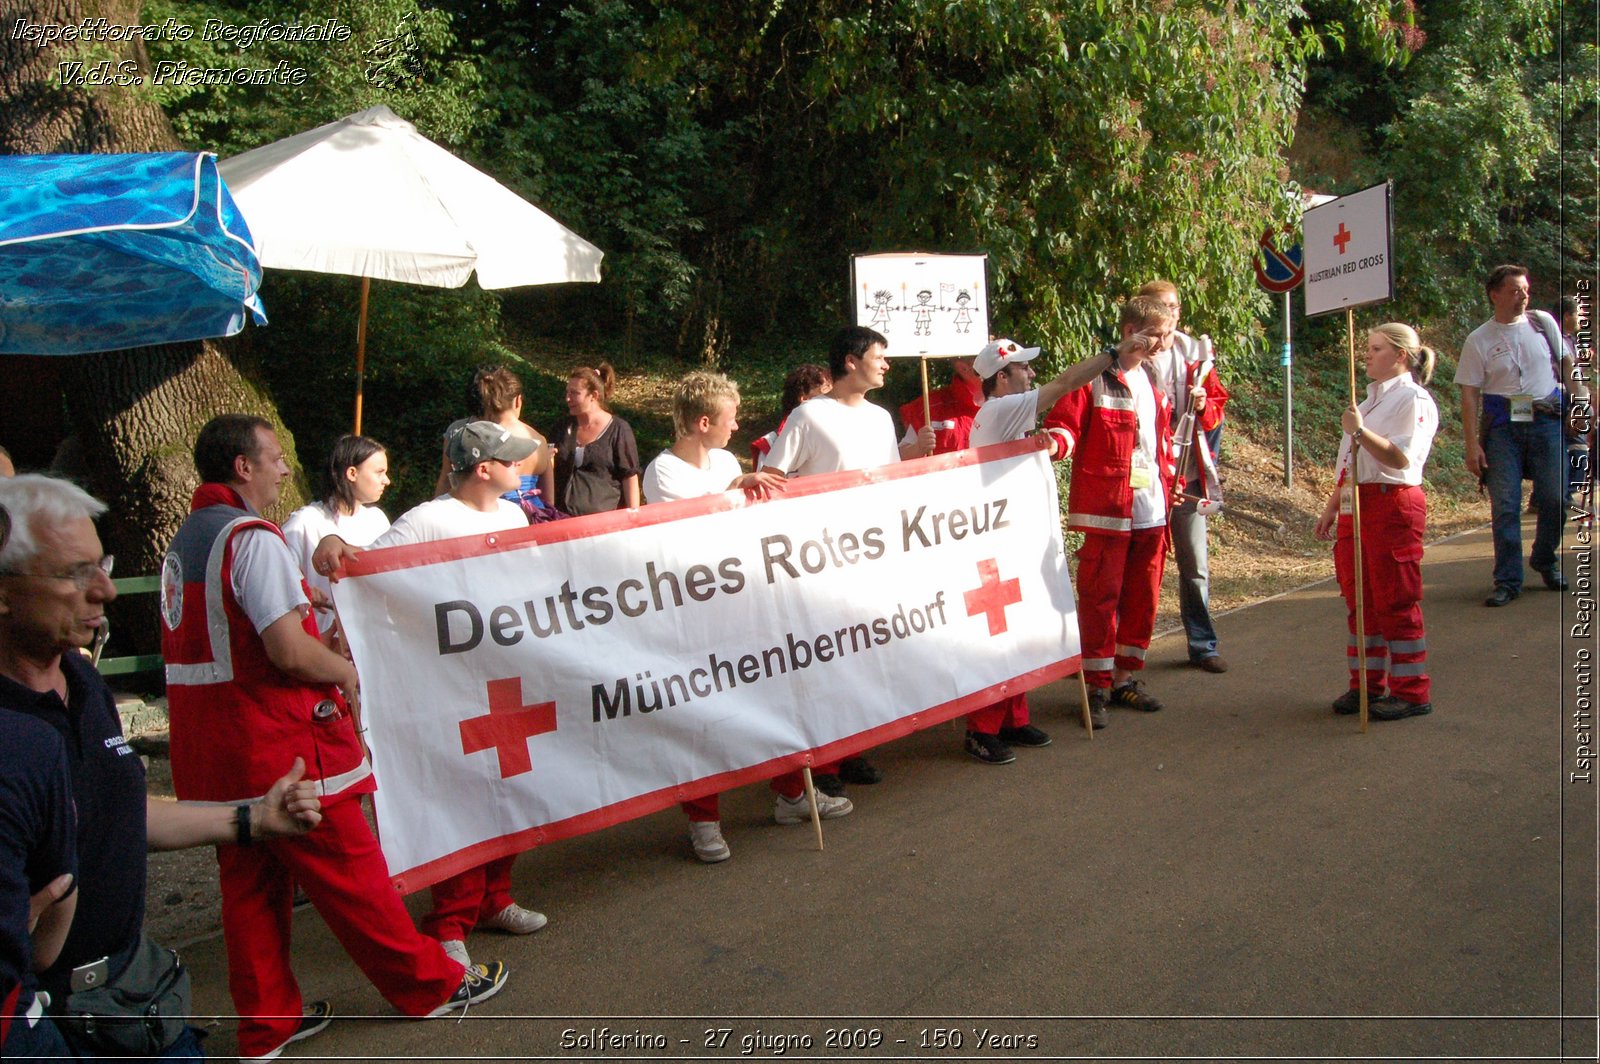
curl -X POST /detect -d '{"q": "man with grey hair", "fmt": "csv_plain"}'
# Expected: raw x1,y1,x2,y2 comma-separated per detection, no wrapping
0,474,325,1059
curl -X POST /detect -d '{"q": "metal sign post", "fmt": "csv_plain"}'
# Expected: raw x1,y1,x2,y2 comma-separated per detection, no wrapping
1254,226,1305,487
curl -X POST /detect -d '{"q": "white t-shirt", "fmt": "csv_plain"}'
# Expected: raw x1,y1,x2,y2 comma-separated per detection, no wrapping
281,502,391,630
370,496,527,549
762,397,899,476
642,448,742,503
970,391,1040,447
1126,368,1167,530
230,529,313,634
1334,372,1439,487
1455,316,1564,398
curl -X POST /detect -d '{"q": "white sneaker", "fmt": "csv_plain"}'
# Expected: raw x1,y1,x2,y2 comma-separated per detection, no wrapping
773,791,853,825
483,902,548,935
440,938,471,967
689,821,731,863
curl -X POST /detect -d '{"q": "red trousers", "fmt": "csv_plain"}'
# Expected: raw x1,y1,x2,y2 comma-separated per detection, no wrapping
422,855,516,941
1334,485,1430,703
1075,527,1168,689
967,693,1029,734
681,770,808,821
216,796,462,1059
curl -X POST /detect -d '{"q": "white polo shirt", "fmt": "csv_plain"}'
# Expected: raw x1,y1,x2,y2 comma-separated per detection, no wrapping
1335,372,1439,487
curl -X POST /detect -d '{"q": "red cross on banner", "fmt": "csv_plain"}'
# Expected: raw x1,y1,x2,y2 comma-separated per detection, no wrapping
459,677,557,779
964,558,1023,636
1333,222,1352,254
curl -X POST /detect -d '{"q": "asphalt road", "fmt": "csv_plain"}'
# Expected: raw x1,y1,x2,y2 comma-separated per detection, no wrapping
178,519,1598,1062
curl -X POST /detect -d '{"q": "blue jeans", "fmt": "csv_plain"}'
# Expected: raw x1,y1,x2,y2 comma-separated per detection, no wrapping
1483,413,1566,590
1171,490,1218,660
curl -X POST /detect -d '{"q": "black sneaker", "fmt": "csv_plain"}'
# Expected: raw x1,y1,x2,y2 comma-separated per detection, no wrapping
964,730,1017,764
812,772,847,798
1086,688,1108,730
427,961,508,1017
1484,585,1519,607
1532,564,1568,591
1109,680,1163,713
838,756,883,785
1331,689,1383,716
1368,696,1433,722
998,724,1052,748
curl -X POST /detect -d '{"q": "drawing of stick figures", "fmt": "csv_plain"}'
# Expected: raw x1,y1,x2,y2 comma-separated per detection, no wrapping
913,289,934,336
952,290,973,333
869,289,893,332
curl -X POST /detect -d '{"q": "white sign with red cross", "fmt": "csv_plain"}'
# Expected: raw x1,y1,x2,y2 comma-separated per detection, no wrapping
334,438,1080,892
1302,181,1394,317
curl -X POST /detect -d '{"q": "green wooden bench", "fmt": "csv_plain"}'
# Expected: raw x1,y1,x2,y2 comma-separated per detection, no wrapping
94,574,165,677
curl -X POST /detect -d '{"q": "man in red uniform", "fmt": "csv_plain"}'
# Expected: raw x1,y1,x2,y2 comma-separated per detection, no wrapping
1043,296,1179,727
161,415,507,1061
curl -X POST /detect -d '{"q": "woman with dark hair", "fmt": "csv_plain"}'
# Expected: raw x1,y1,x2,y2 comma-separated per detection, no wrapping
282,435,392,632
434,366,554,518
751,363,831,469
550,362,641,514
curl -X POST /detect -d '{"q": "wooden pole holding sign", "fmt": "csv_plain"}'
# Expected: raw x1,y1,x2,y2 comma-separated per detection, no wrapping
1345,308,1369,733
802,766,825,851
1300,182,1395,733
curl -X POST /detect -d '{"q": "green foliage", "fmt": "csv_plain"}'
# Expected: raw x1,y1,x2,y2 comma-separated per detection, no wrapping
142,0,484,152
452,0,1404,372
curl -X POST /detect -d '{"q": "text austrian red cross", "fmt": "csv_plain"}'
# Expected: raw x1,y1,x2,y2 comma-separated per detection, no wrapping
1333,222,1352,254
459,677,557,779
964,558,1023,636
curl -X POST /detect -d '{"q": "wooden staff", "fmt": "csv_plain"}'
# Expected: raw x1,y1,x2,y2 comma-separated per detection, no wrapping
1345,308,1369,733
802,766,825,851
919,356,932,433
1077,671,1094,739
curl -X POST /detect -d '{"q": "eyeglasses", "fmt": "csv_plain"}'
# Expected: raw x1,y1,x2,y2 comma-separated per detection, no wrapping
0,554,114,590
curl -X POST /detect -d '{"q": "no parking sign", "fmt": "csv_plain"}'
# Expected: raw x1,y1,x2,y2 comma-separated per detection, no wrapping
1253,226,1304,294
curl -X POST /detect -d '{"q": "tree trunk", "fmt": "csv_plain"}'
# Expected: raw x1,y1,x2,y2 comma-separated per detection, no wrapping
1,0,305,651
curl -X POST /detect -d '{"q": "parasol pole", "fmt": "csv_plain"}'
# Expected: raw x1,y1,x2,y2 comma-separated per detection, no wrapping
1345,308,1369,733
353,276,371,435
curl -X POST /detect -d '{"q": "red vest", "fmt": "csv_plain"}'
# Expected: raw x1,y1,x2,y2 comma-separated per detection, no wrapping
1043,366,1175,535
160,487,372,803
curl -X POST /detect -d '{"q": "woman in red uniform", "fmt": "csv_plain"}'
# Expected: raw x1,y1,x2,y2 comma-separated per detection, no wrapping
1315,322,1440,721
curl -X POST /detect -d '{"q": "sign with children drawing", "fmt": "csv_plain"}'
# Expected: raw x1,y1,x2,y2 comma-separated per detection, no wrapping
852,253,988,357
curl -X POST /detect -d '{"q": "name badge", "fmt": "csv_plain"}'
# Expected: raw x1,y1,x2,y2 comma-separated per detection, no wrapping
1338,482,1353,515
1510,394,1534,422
1129,459,1153,490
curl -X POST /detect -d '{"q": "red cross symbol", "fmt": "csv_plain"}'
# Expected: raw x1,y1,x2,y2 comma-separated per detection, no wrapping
1333,222,1352,254
964,558,1023,636
459,677,557,779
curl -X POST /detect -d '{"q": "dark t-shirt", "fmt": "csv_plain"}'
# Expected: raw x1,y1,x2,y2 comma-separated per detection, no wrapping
551,415,641,516
0,653,147,991
0,708,76,1019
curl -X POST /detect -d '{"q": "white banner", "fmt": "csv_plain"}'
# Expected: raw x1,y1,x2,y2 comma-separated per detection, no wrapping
851,252,988,357
336,439,1080,891
1302,181,1394,317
